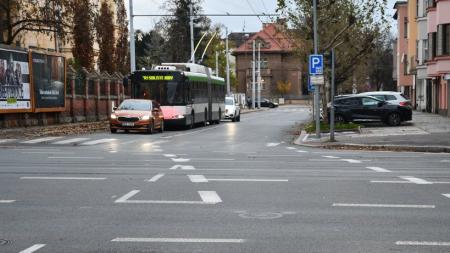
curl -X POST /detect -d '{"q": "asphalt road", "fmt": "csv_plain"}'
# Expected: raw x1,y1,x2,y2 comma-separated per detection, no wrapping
1,105,449,253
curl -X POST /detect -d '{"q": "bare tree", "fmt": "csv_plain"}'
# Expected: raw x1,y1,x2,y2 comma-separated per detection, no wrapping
96,1,115,73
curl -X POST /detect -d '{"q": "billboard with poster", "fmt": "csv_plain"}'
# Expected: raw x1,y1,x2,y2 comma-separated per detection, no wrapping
31,51,66,112
0,48,32,113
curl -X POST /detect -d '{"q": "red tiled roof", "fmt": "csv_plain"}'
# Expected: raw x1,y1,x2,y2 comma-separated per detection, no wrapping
233,23,295,54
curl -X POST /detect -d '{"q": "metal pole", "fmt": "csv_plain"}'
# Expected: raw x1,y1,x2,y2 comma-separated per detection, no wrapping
257,42,261,109
216,51,219,77
129,0,136,72
252,40,256,109
330,48,335,142
226,28,230,95
190,3,195,63
313,0,321,138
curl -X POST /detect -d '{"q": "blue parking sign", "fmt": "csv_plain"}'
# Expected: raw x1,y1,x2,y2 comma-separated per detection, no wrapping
308,76,315,92
309,55,323,75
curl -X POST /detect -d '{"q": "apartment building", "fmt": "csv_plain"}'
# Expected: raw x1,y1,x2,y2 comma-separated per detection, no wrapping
394,0,449,117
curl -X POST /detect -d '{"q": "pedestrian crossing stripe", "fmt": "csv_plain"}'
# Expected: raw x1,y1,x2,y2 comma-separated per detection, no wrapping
53,138,90,145
80,138,117,145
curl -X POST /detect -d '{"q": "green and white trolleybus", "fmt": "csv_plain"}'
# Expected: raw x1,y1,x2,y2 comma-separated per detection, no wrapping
131,63,225,128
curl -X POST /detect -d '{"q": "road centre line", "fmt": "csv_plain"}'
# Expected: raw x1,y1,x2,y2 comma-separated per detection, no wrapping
0,200,16,203
332,203,435,208
21,137,62,144
47,156,104,159
52,138,90,144
148,173,165,182
19,244,46,253
396,241,450,246
188,175,288,183
21,176,106,180
111,238,245,243
366,167,392,173
399,176,433,184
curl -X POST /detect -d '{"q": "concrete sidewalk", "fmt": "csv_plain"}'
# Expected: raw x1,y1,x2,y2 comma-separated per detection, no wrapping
295,111,450,153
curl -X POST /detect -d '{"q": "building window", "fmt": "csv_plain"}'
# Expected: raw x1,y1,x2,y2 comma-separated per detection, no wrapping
403,54,408,75
427,0,436,8
423,39,428,62
428,32,437,59
404,17,408,38
443,24,450,55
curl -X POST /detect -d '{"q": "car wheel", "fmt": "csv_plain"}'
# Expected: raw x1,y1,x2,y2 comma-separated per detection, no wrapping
236,113,240,122
335,114,346,123
269,104,274,108
160,120,164,133
147,121,154,134
387,113,401,126
110,128,117,133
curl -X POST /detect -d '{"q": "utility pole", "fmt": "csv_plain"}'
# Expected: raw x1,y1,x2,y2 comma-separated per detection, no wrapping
226,28,230,95
330,48,335,142
313,0,321,138
215,51,219,77
129,0,136,72
190,3,195,63
252,40,256,109
257,42,261,109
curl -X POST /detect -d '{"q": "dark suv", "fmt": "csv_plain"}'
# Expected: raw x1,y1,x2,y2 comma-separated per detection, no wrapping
329,95,412,126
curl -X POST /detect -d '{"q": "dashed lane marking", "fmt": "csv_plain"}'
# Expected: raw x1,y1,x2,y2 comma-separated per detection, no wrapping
286,147,296,150
52,138,90,145
366,167,392,173
396,241,450,246
188,175,289,183
20,176,106,180
171,158,190,162
80,138,117,145
114,190,222,204
322,156,340,159
21,137,62,144
164,154,177,158
332,203,435,208
0,200,16,203
19,244,46,253
341,159,362,164
169,165,195,170
148,173,165,182
443,194,450,199
296,150,308,153
399,176,433,185
266,143,281,147
111,238,245,243
0,139,16,144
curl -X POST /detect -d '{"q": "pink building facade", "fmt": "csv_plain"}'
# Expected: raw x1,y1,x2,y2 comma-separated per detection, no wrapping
426,0,450,116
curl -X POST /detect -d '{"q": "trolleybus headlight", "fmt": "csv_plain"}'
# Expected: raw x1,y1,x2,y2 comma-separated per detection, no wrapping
110,114,117,119
173,114,184,119
141,115,151,120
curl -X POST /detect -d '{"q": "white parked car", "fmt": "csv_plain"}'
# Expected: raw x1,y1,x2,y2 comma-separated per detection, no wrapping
224,96,240,122
358,91,411,107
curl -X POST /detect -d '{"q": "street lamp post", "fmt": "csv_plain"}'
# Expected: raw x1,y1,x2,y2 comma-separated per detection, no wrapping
313,0,321,138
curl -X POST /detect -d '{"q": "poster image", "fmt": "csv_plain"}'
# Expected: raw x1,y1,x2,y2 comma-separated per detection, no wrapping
32,52,66,110
0,48,31,111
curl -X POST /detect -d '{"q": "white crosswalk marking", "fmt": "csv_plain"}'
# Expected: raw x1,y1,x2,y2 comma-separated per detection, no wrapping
53,138,90,145
80,138,117,145
21,137,63,144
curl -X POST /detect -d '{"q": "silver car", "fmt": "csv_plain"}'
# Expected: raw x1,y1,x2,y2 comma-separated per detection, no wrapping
358,91,411,107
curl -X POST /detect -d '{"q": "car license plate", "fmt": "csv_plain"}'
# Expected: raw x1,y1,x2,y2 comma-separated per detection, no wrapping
122,122,134,127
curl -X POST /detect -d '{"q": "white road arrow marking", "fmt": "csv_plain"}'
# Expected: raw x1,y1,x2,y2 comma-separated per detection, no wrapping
366,167,391,173
148,173,165,182
341,159,362,164
171,158,190,162
169,165,195,170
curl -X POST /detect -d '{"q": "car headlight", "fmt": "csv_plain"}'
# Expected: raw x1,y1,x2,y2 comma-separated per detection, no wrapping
141,115,151,120
110,114,117,119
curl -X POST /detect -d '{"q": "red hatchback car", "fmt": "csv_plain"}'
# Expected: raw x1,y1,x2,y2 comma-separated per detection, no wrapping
110,99,164,134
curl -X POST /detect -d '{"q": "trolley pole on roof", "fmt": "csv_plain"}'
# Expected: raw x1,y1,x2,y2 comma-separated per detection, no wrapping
215,51,219,77
190,3,195,63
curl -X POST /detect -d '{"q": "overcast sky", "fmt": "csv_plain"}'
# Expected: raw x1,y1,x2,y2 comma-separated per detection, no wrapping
127,0,398,36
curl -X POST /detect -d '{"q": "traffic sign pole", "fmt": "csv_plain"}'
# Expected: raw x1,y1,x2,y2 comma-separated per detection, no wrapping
313,0,320,138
